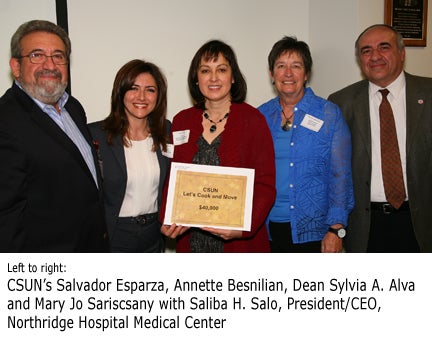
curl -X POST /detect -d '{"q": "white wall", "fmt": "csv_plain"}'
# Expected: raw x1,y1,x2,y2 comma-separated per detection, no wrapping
309,0,361,97
1,0,432,122
66,0,308,122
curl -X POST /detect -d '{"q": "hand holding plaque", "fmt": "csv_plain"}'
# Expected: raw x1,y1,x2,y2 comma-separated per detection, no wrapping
164,163,255,231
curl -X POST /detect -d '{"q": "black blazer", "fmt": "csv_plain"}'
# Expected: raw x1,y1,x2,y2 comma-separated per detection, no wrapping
0,83,108,252
88,119,171,240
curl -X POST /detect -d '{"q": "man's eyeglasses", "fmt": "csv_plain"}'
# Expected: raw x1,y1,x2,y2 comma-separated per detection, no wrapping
19,52,68,65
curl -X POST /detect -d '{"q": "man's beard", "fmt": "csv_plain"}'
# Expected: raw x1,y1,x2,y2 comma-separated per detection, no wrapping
23,70,68,105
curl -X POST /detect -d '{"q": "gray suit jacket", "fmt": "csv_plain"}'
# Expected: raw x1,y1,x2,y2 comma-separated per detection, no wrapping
88,120,171,240
328,72,432,252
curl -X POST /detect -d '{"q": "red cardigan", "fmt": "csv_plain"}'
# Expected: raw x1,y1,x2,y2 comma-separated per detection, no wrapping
161,102,276,252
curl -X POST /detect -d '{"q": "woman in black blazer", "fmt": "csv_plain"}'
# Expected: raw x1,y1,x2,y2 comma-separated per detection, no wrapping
89,59,171,252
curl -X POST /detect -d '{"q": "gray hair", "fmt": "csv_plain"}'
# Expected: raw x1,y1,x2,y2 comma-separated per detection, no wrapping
354,24,404,58
10,20,71,58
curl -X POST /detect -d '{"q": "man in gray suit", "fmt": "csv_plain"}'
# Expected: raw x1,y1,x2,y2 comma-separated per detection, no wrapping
328,24,432,252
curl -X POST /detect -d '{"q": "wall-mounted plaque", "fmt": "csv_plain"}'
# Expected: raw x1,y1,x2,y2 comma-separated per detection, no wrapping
385,0,428,46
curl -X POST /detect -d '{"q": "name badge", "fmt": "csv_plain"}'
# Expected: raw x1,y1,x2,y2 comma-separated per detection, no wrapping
300,114,324,132
162,143,174,158
173,130,190,145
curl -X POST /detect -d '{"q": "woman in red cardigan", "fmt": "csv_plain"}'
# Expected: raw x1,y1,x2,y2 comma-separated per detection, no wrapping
160,40,276,252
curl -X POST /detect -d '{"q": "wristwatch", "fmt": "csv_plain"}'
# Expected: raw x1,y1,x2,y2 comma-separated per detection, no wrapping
328,227,346,239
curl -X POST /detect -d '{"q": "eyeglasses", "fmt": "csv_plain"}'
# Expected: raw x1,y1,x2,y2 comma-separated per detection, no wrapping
19,52,68,65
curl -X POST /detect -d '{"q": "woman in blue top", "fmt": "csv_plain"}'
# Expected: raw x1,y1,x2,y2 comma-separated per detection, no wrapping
258,36,354,253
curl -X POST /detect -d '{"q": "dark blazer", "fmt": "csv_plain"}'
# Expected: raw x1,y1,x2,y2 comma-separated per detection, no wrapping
0,83,108,252
328,73,432,252
88,120,171,240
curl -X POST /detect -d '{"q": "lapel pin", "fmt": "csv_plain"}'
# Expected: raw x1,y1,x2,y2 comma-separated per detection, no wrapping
418,99,424,104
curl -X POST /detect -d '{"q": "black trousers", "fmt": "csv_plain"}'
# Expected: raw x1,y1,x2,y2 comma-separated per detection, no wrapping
269,221,321,253
111,215,163,253
367,202,419,253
